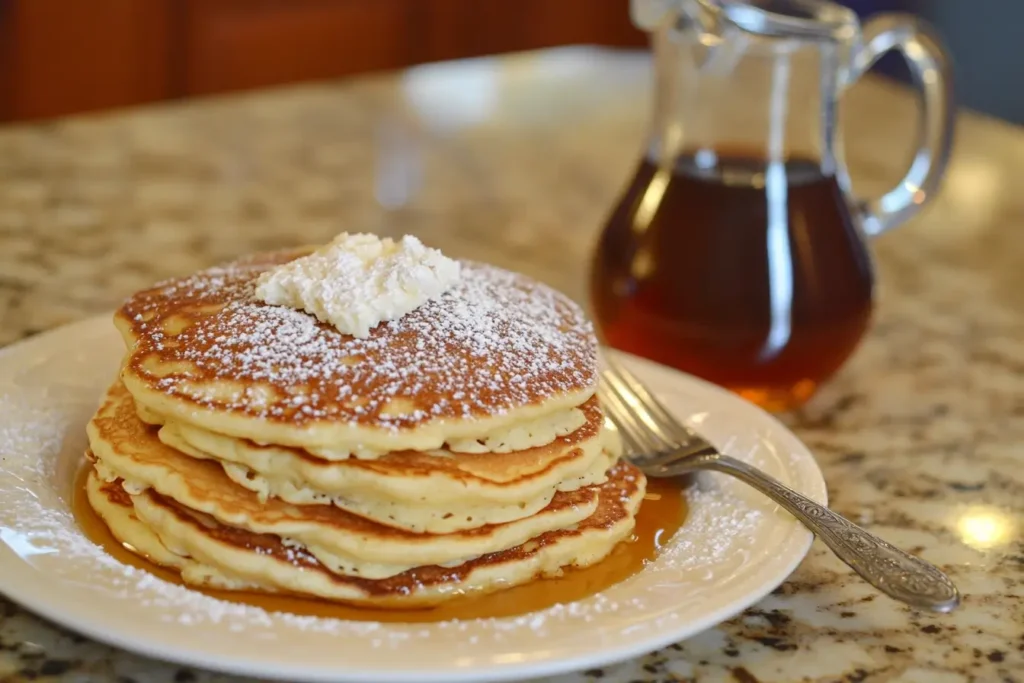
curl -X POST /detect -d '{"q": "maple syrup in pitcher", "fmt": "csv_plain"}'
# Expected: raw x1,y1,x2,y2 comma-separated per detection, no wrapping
593,0,954,411
593,152,873,410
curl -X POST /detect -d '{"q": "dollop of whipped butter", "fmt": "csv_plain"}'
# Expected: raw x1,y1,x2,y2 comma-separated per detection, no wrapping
254,233,461,338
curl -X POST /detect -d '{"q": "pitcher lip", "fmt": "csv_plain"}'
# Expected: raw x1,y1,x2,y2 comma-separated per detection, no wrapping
690,0,859,43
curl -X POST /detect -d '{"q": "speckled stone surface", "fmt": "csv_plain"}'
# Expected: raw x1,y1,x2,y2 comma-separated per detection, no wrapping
1,48,1022,683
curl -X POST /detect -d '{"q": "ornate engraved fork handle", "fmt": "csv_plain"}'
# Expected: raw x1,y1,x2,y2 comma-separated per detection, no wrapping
686,452,960,612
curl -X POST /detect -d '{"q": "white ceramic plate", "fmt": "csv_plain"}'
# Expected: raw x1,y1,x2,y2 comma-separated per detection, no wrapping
0,316,826,683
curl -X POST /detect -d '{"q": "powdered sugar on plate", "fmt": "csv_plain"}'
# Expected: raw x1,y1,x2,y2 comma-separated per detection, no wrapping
0,317,823,681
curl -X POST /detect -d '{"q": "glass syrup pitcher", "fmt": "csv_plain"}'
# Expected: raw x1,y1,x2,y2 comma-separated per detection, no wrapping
591,0,954,411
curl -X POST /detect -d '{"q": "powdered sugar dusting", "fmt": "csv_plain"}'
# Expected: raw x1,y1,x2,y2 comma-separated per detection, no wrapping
121,252,597,428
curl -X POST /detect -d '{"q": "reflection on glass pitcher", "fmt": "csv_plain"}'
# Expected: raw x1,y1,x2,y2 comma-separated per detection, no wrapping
591,0,954,412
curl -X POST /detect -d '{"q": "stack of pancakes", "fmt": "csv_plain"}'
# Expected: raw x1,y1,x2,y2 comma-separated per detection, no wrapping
85,250,646,607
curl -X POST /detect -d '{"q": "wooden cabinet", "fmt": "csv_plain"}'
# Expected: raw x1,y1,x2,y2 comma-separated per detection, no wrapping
0,0,645,122
417,0,643,64
182,0,416,95
0,0,176,121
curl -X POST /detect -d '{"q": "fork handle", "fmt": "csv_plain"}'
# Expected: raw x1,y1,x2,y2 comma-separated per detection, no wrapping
692,453,960,612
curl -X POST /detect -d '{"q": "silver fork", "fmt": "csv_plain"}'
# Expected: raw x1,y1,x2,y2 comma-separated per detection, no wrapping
599,361,960,613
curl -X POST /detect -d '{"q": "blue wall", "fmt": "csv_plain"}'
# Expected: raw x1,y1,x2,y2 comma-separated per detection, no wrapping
843,0,1023,124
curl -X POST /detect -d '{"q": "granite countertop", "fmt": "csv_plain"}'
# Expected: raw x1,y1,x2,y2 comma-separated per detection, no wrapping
0,47,1022,682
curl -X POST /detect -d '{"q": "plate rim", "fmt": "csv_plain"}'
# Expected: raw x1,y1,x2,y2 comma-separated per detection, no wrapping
0,315,826,683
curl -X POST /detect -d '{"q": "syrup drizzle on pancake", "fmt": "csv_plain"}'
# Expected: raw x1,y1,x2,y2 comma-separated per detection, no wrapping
135,461,643,597
74,464,687,622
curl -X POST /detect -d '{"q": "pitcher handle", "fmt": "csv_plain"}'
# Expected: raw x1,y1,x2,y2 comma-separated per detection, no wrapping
848,14,955,237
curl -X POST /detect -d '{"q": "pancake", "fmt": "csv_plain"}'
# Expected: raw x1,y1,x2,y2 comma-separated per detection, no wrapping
123,461,645,607
88,382,610,578
84,464,257,591
116,250,598,455
96,380,610,533
154,396,608,510
171,435,615,535
147,402,589,461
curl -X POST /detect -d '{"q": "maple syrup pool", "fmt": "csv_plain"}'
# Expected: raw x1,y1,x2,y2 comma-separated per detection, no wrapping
73,465,686,622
